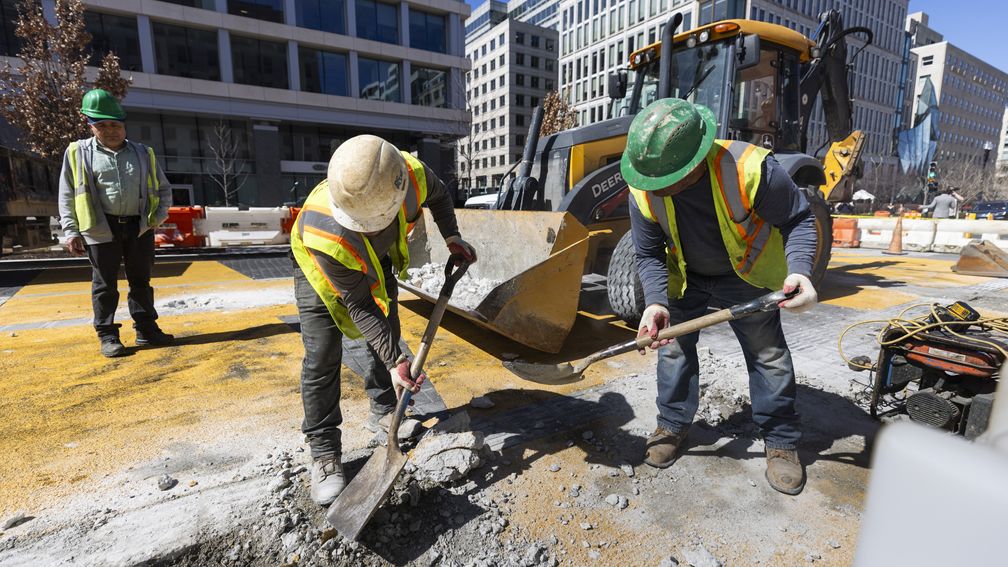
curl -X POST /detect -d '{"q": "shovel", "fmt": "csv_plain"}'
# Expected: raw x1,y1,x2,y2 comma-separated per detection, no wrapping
504,288,797,385
326,255,469,541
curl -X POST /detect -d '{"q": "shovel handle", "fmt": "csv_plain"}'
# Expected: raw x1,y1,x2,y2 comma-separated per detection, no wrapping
633,288,798,350
387,256,470,451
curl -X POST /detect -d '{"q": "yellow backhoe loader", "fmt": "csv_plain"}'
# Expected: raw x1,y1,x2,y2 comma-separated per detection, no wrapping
404,11,871,353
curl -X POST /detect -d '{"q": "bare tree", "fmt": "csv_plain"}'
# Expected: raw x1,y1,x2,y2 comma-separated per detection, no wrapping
452,71,484,197
539,90,578,137
937,158,997,207
0,0,132,160
206,121,249,206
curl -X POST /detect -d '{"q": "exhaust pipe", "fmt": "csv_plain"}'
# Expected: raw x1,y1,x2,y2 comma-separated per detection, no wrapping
658,13,684,100
518,104,545,178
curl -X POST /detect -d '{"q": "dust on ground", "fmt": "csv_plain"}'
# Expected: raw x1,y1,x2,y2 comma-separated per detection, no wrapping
0,346,875,567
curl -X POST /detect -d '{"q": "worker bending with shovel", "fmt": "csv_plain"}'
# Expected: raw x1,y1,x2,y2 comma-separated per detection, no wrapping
291,135,477,506
622,99,817,495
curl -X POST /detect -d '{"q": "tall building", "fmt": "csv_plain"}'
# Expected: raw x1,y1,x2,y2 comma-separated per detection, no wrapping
554,0,912,197
907,12,1008,172
508,0,560,29
557,0,695,126
0,0,470,207
457,1,558,194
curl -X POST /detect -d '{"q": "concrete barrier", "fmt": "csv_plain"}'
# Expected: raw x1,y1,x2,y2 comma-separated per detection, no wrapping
932,220,1008,253
856,218,936,252
197,207,290,247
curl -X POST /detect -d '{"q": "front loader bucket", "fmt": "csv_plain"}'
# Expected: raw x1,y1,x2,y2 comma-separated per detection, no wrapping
401,209,590,353
953,240,1008,278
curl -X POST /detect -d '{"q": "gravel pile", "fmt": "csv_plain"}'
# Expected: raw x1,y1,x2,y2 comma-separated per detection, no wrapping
406,263,501,310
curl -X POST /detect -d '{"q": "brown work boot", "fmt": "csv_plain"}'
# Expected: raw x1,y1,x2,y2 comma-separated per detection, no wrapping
644,427,687,468
765,447,805,495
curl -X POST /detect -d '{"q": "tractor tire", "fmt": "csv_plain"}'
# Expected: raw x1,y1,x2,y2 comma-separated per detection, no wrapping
803,186,833,287
607,230,645,326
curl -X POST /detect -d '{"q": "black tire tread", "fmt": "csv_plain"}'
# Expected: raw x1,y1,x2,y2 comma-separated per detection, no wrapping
607,231,645,326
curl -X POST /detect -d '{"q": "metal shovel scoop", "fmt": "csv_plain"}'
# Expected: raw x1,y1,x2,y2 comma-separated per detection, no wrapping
504,288,797,385
326,256,469,541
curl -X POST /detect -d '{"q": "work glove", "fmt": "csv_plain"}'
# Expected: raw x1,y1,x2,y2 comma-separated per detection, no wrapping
779,273,817,314
390,356,426,397
445,235,478,264
637,303,672,353
66,235,86,256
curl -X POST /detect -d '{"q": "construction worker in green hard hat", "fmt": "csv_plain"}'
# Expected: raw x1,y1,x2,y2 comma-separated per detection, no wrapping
622,98,818,495
57,89,174,357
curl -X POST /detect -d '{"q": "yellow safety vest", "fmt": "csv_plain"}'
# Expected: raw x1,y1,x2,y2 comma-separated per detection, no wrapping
67,140,161,233
630,140,787,299
291,151,428,338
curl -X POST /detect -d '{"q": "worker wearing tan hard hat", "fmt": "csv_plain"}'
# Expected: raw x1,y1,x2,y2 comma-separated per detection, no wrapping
291,134,476,506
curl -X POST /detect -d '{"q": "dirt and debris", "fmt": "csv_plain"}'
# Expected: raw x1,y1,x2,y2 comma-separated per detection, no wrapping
157,474,178,491
406,263,501,310
1,512,31,530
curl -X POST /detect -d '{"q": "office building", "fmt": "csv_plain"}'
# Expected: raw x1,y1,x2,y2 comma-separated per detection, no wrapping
0,0,470,206
907,12,1008,173
457,1,558,193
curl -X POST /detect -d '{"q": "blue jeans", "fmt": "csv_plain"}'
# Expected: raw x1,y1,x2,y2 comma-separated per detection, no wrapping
655,273,800,450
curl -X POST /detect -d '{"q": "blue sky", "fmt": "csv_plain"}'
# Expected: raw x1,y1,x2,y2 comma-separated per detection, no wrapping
465,0,1008,73
909,0,1008,74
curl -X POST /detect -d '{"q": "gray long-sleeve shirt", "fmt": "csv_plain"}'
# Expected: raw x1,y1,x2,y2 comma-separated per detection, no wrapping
631,155,816,308
312,163,460,367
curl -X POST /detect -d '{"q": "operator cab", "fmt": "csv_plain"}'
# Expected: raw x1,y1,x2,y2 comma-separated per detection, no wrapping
610,20,811,153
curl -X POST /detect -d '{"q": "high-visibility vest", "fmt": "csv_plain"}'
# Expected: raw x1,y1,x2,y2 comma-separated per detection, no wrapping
291,151,428,338
629,140,787,299
67,140,161,232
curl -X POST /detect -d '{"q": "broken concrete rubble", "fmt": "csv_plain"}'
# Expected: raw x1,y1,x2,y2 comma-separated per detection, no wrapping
406,263,501,310
411,430,486,484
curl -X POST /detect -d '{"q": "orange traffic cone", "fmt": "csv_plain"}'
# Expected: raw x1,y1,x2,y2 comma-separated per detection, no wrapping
883,215,907,255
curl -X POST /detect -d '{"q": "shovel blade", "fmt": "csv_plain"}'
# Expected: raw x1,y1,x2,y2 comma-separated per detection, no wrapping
326,446,410,541
502,360,583,384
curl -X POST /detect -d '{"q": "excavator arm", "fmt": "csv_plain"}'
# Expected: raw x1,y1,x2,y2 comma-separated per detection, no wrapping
799,10,873,202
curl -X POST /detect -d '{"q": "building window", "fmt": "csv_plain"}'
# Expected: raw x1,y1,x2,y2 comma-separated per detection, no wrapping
516,53,525,65
515,94,524,106
296,0,346,34
409,9,446,53
532,76,540,88
698,0,744,26
299,47,347,96
357,0,399,44
228,0,284,23
159,0,214,8
546,38,555,51
411,66,446,107
152,22,220,80
514,31,524,44
515,73,525,86
84,12,142,71
358,57,400,102
231,35,289,89
0,0,20,56
531,56,540,68
531,35,540,48
515,113,525,126
516,134,525,146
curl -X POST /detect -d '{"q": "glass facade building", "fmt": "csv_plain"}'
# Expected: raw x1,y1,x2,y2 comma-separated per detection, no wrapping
4,0,470,207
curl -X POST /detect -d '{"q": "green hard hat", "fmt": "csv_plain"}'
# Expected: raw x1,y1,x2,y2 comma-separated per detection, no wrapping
80,89,126,121
620,98,716,191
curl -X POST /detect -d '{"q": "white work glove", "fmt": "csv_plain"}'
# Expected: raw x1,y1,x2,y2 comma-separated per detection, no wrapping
779,273,817,314
637,303,671,353
445,234,477,264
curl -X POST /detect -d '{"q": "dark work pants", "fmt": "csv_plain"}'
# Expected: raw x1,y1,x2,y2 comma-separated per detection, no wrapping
85,216,159,339
656,273,801,450
294,262,399,458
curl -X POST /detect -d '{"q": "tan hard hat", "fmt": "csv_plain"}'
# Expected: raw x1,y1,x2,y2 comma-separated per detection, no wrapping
327,134,408,233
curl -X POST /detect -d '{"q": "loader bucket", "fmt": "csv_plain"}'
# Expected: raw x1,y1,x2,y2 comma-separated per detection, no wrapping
401,209,590,353
953,240,1008,278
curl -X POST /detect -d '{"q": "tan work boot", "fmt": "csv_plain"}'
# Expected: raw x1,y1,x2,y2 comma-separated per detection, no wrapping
644,427,688,468
765,447,805,495
310,454,346,506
